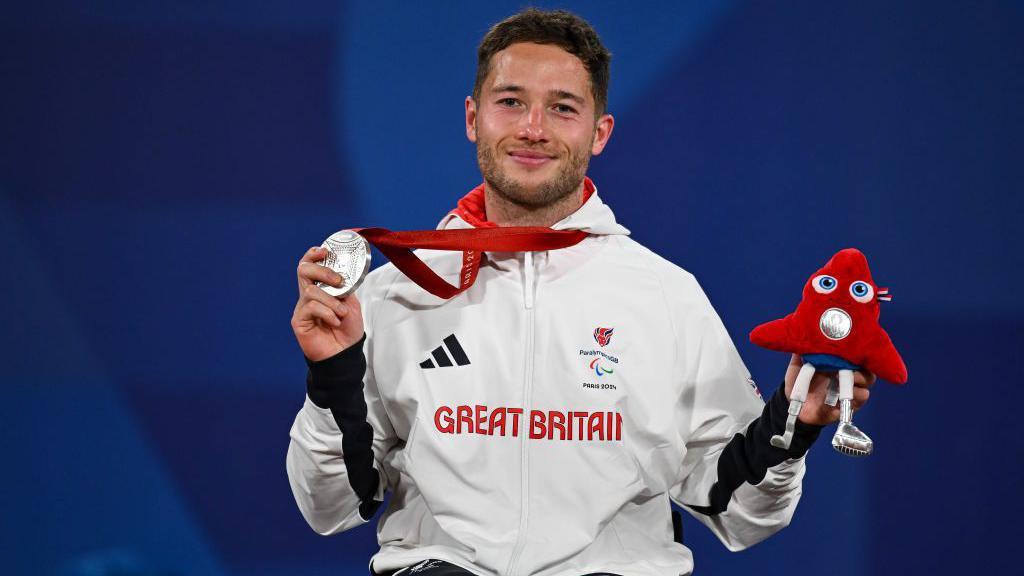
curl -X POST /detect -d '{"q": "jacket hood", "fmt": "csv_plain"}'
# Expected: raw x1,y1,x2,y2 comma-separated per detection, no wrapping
436,176,631,236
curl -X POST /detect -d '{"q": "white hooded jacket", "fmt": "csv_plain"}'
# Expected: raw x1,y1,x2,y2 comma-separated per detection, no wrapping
287,180,818,576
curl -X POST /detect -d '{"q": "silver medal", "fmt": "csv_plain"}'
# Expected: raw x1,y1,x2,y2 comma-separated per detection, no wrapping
819,307,852,340
318,230,371,297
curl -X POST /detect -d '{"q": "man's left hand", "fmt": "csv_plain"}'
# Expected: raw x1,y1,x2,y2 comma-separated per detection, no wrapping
784,354,876,426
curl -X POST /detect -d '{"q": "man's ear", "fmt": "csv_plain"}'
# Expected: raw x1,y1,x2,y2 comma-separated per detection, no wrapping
465,96,478,143
591,113,615,156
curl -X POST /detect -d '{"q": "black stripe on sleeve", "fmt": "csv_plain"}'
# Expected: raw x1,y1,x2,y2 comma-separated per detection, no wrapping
305,335,383,519
688,383,824,516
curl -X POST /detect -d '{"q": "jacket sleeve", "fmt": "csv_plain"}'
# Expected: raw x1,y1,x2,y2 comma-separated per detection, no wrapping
665,275,823,551
285,275,398,536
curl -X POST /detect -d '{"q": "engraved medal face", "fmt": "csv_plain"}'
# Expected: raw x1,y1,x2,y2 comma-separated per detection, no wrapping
318,230,371,297
819,307,852,340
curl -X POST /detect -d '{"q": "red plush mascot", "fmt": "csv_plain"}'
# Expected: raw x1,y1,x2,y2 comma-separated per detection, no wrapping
750,248,907,456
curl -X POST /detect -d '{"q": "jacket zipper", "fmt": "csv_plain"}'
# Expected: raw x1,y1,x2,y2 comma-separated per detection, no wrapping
507,251,536,575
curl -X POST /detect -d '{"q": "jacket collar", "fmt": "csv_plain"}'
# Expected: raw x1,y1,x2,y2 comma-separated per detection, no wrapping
437,176,631,237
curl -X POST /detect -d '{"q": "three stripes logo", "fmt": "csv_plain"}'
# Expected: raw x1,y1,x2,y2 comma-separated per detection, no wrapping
419,334,471,369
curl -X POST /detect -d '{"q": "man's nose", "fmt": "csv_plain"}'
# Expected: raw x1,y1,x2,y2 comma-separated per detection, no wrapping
517,106,547,141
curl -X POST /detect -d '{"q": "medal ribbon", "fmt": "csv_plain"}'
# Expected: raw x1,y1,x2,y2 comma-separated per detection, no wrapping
354,227,588,299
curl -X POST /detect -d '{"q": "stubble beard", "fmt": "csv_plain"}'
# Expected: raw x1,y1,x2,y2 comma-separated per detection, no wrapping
476,138,592,209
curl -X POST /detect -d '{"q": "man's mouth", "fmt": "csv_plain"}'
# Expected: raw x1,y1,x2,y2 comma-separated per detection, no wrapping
508,149,555,167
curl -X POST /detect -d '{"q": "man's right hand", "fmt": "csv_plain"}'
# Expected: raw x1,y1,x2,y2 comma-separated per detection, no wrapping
291,246,365,362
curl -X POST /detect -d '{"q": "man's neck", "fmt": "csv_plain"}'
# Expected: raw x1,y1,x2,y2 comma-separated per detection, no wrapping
483,182,586,228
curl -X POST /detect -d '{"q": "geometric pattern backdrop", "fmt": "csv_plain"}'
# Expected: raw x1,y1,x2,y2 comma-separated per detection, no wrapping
2,1,1021,574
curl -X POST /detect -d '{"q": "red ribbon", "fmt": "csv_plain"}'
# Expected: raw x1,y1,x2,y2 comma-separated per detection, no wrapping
354,227,588,299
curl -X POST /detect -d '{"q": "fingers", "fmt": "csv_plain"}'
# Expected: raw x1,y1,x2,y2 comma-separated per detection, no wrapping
298,261,343,288
300,245,328,264
804,369,833,394
297,247,343,291
296,299,342,328
299,283,349,318
853,369,877,388
852,368,873,410
852,386,871,411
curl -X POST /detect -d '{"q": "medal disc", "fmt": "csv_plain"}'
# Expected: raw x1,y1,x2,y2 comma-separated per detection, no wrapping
318,230,371,297
819,307,852,340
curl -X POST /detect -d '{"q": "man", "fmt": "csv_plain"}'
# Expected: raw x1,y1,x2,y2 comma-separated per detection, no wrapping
287,9,873,576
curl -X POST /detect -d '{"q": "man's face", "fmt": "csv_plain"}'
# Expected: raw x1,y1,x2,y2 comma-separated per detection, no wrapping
466,42,614,209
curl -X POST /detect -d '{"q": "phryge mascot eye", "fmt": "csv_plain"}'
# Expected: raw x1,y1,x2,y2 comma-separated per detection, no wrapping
750,248,908,456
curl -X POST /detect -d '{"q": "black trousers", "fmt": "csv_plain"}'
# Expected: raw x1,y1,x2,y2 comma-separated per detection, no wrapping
372,559,621,576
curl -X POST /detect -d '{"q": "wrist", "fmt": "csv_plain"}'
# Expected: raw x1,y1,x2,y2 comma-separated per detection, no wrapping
305,335,368,409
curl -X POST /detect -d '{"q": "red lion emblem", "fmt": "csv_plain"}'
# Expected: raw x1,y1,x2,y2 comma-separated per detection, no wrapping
593,327,614,347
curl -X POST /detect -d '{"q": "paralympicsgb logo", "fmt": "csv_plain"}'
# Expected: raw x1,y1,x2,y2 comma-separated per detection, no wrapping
593,327,614,347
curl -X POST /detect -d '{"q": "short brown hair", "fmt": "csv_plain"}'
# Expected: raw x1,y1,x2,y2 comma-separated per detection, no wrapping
473,8,612,117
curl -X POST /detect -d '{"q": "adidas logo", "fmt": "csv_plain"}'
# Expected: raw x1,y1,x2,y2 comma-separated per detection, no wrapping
419,334,471,369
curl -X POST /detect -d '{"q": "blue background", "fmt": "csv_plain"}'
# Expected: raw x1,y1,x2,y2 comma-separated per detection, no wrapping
2,1,1021,574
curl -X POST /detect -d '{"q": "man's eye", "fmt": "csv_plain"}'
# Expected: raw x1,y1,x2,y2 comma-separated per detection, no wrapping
554,104,577,114
498,98,520,107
